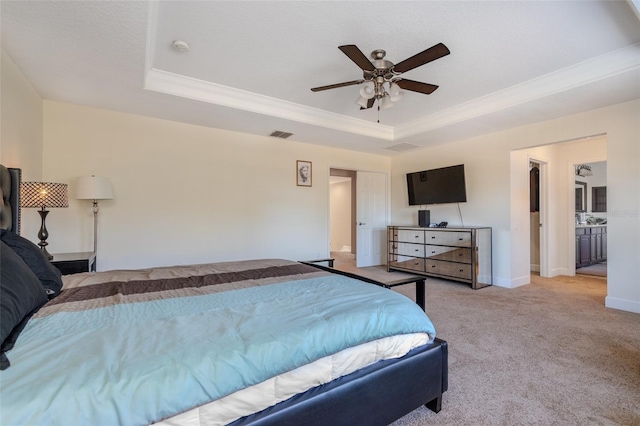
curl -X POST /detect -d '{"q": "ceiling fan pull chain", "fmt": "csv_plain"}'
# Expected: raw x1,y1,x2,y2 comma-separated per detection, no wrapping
377,104,380,123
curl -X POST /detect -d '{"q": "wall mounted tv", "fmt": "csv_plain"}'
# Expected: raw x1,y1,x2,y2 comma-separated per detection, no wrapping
407,164,467,205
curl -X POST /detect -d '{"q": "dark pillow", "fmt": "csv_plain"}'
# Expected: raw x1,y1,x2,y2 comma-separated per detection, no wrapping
1,241,48,369
0,229,63,298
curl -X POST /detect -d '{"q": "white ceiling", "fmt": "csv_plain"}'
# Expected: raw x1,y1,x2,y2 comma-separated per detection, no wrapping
2,1,639,156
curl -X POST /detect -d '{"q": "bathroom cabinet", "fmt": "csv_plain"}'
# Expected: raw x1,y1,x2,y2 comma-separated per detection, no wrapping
576,225,606,268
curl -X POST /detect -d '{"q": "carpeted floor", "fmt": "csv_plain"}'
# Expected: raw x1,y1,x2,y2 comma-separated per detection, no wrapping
330,253,639,425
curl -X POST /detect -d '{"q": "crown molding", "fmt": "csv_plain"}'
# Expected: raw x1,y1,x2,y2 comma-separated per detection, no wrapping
394,42,640,139
144,42,638,143
144,68,394,140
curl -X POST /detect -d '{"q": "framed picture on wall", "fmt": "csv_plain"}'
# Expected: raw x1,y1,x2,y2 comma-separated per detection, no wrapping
297,160,312,187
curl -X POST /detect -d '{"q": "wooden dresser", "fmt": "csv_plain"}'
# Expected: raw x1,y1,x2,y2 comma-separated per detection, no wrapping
387,226,492,289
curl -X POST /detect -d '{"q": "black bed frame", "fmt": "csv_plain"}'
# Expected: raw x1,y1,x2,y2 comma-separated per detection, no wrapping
231,339,448,426
0,165,448,425
0,165,21,234
230,261,448,425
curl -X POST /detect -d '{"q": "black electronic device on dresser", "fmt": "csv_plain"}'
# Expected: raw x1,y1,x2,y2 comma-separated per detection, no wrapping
50,252,96,275
418,210,431,227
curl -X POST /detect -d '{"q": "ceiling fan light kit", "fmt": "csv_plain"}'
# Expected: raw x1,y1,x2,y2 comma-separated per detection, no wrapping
381,96,394,109
359,81,376,99
389,82,402,101
312,43,450,117
356,96,370,109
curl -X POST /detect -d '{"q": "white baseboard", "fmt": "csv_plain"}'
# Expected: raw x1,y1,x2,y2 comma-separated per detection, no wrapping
605,296,640,314
494,275,529,288
530,264,540,272
548,267,569,277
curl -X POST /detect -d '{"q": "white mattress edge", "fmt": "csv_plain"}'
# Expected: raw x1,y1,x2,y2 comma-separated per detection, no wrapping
155,332,431,426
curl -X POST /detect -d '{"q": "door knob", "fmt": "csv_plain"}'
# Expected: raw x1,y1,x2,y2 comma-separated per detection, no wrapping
358,222,366,226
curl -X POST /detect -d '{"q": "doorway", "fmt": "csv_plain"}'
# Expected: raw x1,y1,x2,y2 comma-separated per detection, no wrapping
528,158,547,276
511,134,607,290
574,161,608,278
329,169,356,256
529,160,541,273
329,168,389,268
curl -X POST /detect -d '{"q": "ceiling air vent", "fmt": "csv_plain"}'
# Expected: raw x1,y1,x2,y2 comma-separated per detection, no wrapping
269,130,293,139
385,143,420,152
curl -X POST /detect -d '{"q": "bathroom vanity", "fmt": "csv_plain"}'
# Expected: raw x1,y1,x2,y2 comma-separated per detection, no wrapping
576,225,607,268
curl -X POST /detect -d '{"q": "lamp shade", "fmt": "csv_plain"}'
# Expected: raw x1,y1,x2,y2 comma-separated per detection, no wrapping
20,182,69,208
75,176,114,200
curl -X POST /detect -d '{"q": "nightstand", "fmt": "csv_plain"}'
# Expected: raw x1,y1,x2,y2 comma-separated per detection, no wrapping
50,252,97,275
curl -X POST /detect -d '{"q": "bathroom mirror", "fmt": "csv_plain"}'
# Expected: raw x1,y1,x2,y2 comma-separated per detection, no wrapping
575,181,587,212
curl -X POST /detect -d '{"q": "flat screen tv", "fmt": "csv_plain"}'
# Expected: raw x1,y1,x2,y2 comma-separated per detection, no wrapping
406,164,467,205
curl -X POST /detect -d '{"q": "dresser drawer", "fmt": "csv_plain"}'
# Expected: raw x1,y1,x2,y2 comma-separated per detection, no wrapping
397,243,425,257
396,229,425,244
424,230,471,247
425,259,473,280
389,257,425,272
425,245,472,263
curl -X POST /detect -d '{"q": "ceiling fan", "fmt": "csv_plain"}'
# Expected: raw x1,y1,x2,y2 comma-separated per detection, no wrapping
311,43,450,110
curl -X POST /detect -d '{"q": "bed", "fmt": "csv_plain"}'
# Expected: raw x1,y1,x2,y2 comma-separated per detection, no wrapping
0,164,448,426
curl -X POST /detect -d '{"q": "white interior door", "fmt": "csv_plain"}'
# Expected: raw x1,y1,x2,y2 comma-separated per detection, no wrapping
356,171,388,267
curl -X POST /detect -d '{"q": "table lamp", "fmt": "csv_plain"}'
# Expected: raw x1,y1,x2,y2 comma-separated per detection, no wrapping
20,181,69,260
75,176,113,254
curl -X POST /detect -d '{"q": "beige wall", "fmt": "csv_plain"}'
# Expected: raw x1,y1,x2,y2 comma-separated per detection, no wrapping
1,49,44,239
391,100,639,313
41,101,390,270
0,49,43,179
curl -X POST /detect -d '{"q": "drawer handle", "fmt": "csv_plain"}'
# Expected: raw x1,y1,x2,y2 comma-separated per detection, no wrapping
431,265,436,268
414,262,420,266
431,251,436,254
458,238,463,241
431,236,436,239
459,269,464,272
458,253,463,257
415,235,420,238
415,249,419,252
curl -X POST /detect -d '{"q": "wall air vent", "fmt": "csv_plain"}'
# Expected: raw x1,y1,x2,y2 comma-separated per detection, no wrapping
269,130,293,139
385,143,420,152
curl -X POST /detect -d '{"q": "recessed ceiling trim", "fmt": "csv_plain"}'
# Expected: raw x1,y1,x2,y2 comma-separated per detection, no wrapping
395,42,640,140
144,68,394,140
143,0,159,77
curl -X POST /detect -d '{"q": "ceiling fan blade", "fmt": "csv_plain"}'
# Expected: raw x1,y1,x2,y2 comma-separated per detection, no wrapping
393,43,450,74
360,98,375,110
338,45,376,72
311,79,364,92
396,79,439,94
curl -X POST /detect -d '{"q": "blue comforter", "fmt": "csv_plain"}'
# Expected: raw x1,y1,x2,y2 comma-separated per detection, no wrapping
0,269,435,425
